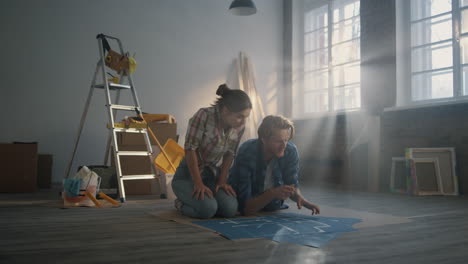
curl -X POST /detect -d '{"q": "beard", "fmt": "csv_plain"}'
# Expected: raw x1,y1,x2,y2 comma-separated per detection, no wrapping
271,147,286,158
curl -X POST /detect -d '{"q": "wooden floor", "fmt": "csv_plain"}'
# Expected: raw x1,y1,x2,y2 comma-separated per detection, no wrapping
0,186,467,264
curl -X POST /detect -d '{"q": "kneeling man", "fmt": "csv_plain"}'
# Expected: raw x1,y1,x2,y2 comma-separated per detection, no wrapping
229,115,320,216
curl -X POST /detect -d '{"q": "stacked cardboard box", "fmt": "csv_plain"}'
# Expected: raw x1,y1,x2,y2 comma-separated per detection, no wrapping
0,143,54,192
116,122,177,195
0,143,38,192
37,154,53,189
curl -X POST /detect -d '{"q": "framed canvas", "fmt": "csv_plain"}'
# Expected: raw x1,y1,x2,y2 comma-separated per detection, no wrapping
410,158,442,196
406,148,458,195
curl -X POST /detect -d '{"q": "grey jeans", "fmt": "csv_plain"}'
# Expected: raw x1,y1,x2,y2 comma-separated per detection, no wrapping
171,160,238,219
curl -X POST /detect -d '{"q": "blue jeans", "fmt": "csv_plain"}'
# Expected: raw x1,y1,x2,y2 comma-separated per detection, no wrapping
172,160,238,219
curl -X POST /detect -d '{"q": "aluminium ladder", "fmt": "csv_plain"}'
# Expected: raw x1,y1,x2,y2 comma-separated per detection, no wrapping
65,34,157,202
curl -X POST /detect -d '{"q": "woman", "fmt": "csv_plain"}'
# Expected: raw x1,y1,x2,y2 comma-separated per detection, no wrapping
172,84,252,219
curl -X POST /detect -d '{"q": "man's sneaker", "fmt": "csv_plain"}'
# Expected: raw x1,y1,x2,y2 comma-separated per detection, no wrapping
174,198,183,212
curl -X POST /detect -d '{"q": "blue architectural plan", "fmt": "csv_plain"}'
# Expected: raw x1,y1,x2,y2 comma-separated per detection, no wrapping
192,213,362,248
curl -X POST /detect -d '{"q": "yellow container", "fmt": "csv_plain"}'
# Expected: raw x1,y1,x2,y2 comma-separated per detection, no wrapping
111,122,148,129
154,138,184,174
142,114,176,124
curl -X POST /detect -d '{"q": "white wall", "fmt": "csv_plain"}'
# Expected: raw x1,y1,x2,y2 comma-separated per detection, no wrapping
0,0,284,184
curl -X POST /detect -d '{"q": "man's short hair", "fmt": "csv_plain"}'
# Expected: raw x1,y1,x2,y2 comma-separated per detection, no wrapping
257,115,295,140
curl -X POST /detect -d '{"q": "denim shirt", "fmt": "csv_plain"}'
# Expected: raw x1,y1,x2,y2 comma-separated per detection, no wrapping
228,139,300,215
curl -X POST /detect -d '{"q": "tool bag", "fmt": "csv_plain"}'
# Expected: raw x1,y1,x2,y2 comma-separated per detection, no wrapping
97,34,135,75
105,49,130,75
62,166,101,207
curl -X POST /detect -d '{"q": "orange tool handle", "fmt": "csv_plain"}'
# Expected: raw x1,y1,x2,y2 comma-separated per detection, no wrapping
138,113,177,172
98,192,119,206
85,191,102,207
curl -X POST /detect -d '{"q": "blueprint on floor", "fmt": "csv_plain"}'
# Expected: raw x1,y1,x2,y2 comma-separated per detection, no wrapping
192,212,362,248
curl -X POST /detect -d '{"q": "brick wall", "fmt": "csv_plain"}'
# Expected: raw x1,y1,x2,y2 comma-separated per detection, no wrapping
380,103,468,194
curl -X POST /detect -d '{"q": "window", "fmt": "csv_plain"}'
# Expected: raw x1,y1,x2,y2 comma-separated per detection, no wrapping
404,0,468,103
299,0,361,114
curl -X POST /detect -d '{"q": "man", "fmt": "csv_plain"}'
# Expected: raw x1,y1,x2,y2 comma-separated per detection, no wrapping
229,115,320,216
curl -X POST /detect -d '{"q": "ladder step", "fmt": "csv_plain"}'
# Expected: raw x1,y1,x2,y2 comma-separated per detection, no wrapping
117,151,151,156
113,127,147,133
110,104,139,111
121,174,157,180
94,83,131,90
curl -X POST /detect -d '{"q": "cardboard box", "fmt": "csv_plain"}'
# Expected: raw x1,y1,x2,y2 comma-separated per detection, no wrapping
0,143,38,192
123,179,160,195
111,120,178,195
111,145,161,195
37,154,53,189
118,122,177,146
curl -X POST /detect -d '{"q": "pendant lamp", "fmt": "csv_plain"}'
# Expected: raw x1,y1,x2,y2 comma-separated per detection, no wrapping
229,0,257,16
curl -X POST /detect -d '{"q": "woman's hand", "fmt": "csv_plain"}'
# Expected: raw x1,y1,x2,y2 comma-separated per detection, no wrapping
192,182,213,200
215,183,237,197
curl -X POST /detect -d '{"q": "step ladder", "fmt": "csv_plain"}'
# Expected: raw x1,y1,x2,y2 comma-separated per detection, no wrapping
65,34,157,202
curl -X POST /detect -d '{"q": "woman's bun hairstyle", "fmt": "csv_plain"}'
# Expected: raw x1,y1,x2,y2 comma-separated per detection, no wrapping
213,83,252,112
216,84,231,96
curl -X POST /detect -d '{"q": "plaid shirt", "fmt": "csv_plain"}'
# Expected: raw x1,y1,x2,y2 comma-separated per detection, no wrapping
184,106,245,169
228,139,300,215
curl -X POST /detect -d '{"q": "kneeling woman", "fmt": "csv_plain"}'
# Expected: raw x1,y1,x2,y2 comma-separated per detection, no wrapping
172,84,251,219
